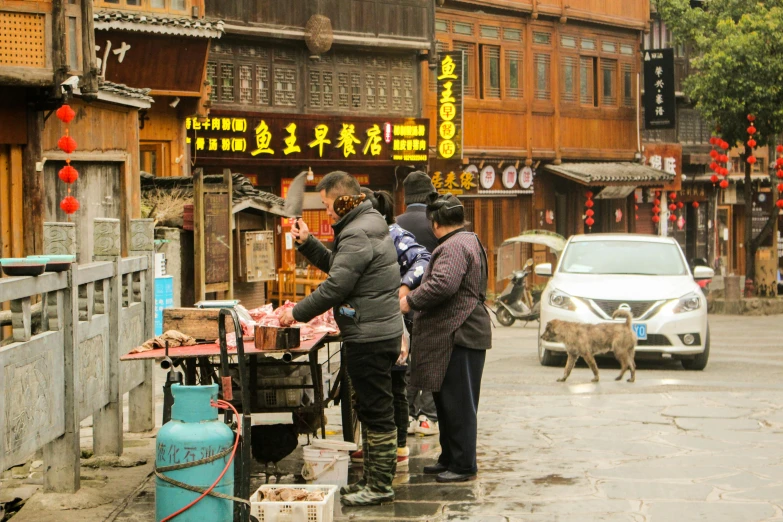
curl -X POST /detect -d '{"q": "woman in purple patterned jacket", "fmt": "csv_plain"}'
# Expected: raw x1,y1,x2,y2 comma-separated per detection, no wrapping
400,192,491,483
356,188,431,470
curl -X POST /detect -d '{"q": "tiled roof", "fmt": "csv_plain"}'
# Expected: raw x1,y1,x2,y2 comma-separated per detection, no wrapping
545,162,676,185
94,11,224,38
99,80,154,103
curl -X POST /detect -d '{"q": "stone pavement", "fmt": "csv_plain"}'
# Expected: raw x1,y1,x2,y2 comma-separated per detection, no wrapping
9,314,783,522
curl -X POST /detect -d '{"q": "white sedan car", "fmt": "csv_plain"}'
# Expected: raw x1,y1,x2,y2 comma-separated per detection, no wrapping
536,234,713,371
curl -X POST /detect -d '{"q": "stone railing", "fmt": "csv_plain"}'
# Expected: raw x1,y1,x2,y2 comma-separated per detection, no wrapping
0,218,155,493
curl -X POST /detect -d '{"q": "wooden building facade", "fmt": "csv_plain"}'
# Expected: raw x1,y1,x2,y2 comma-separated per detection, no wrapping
196,0,433,305
426,0,662,292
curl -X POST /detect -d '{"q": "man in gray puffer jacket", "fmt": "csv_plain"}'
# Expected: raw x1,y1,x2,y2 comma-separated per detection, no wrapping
281,171,402,507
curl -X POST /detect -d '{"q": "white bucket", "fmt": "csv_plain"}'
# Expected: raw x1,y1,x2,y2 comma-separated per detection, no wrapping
302,447,350,486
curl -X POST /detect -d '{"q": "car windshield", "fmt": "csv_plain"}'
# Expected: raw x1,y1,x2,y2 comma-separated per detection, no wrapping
559,240,688,276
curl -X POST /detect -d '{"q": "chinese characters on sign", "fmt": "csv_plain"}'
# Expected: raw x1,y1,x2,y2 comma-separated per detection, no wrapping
437,52,464,161
187,114,429,163
643,143,683,191
643,49,676,130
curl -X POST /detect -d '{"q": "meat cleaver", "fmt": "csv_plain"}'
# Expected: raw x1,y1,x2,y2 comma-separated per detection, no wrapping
284,170,308,219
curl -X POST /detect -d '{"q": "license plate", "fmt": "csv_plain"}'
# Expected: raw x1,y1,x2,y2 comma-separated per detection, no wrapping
632,324,647,340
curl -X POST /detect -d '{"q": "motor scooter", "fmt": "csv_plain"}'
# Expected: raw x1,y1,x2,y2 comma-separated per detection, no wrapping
494,258,539,326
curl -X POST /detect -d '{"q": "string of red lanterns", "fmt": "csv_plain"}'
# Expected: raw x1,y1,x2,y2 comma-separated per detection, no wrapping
776,144,783,209
585,191,595,230
652,190,661,224
56,104,80,217
668,191,678,222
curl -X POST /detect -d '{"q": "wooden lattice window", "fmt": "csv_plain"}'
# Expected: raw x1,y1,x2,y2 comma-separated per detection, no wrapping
0,12,46,67
377,74,387,109
505,49,522,99
430,40,448,92
403,74,414,112
580,56,596,106
365,72,376,110
391,74,402,111
239,65,252,104
453,41,476,97
206,62,216,101
534,53,551,101
274,66,297,107
220,64,234,102
481,45,501,99
561,55,577,103
256,65,269,105
338,72,349,109
601,59,617,106
622,64,634,107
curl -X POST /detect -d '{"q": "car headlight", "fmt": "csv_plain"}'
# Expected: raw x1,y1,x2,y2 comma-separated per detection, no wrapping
673,291,701,314
549,289,578,311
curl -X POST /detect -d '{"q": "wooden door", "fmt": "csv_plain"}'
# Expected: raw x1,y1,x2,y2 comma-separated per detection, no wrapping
45,162,121,263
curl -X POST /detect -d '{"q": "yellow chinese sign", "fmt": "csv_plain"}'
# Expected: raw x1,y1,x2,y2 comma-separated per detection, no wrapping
187,115,429,163
436,52,463,160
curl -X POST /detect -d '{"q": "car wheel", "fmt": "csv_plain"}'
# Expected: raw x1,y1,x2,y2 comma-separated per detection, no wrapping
681,326,710,371
538,336,561,367
496,306,515,327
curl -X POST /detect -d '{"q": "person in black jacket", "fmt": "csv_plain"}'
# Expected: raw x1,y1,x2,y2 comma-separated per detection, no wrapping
281,171,402,506
396,171,440,437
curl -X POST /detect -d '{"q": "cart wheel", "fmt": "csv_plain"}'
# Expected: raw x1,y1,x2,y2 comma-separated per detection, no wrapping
340,370,360,443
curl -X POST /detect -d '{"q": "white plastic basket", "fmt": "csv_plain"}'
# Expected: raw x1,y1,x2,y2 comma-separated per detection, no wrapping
250,484,337,522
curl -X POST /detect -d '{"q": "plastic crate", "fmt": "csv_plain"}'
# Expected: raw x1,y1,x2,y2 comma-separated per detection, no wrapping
250,484,337,522
260,376,304,408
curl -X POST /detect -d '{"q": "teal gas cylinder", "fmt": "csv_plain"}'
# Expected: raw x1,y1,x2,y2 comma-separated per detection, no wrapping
155,384,235,521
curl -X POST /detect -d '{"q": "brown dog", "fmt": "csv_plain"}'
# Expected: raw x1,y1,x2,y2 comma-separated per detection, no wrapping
541,309,636,383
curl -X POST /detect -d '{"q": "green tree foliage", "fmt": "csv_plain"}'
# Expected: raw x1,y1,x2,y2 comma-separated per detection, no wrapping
655,0,780,284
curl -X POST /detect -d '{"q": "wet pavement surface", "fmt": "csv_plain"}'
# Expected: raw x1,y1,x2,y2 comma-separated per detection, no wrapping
113,315,783,521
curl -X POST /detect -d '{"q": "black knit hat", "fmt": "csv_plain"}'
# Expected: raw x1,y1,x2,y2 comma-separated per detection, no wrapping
403,171,436,205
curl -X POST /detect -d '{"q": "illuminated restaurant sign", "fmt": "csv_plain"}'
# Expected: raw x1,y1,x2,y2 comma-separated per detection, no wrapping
436,51,464,161
187,114,429,164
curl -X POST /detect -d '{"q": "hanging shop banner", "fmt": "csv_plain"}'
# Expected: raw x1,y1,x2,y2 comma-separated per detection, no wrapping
432,164,534,196
436,51,464,161
643,142,682,191
643,49,676,130
187,113,429,164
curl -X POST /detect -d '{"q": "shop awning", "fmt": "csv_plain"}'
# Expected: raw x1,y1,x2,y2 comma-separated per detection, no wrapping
94,11,225,39
545,162,675,186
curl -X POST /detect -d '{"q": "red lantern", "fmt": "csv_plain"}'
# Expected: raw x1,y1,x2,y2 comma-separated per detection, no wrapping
655,191,661,197
635,215,639,220
677,201,684,209
669,192,677,200
585,217,595,227
60,196,80,214
585,199,594,208
777,145,783,153
720,140,729,150
709,137,717,145
585,191,594,199
747,139,757,148
719,179,729,189
747,156,757,164
668,203,677,212
777,183,783,192
692,201,700,208
747,125,756,135
669,214,677,222
709,150,719,159
56,104,75,124
710,174,719,184
57,135,77,154
709,162,718,171
652,215,660,224
652,205,661,214
585,209,595,217
777,200,783,209
722,167,730,177
58,165,79,184
634,205,639,211
653,198,661,206
720,154,729,163
748,114,756,122
777,170,783,179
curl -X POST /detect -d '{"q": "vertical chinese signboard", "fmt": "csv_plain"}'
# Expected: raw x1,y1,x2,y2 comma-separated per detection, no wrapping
436,51,464,161
643,49,676,130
